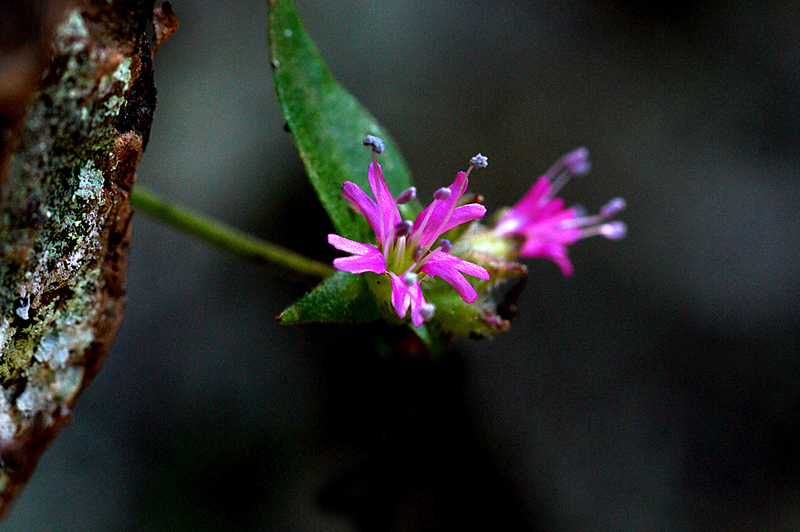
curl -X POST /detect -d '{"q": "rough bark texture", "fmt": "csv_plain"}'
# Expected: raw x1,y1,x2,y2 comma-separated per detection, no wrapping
0,0,160,516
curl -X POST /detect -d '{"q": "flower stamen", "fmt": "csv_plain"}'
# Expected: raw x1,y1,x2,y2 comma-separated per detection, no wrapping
363,135,385,154
470,153,489,168
420,303,436,320
397,187,417,204
600,197,626,218
433,187,452,201
544,146,591,200
394,220,413,238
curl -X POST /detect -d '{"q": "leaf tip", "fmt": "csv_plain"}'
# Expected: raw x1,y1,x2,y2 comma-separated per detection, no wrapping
276,307,299,325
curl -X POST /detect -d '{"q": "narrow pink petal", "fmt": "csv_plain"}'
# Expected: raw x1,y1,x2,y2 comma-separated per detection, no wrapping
521,217,582,246
408,201,437,247
449,170,469,199
553,253,575,277
328,234,387,274
529,197,567,224
533,243,574,276
333,254,387,274
435,203,486,235
368,161,401,244
389,272,410,318
511,176,550,217
425,252,491,280
408,283,428,327
495,177,551,235
342,182,380,239
410,172,476,248
410,200,453,249
420,252,489,303
328,234,377,255
421,259,478,303
518,239,574,276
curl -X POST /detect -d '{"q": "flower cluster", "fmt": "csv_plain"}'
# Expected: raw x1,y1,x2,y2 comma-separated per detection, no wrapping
328,136,490,327
493,147,627,276
329,140,627,330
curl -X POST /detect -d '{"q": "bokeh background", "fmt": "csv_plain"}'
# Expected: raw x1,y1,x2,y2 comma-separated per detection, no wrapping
6,0,800,530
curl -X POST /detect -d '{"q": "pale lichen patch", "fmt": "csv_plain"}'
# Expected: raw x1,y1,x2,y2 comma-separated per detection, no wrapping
0,319,15,357
54,10,90,56
0,394,15,441
111,55,133,94
36,335,69,368
75,160,104,203
16,365,84,416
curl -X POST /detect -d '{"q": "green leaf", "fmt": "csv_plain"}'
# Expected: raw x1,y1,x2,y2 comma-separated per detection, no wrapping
267,0,419,243
278,271,380,325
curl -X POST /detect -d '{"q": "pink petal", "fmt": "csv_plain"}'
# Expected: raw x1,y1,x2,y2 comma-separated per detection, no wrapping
518,240,574,276
328,234,374,255
422,260,478,303
368,161,401,244
543,244,574,276
333,254,387,274
410,172,485,249
554,255,575,277
529,197,568,224
495,177,551,235
520,213,582,247
449,170,469,199
510,176,550,217
328,234,387,274
342,182,380,239
436,204,486,235
408,202,439,248
429,252,491,280
389,272,411,318
407,282,428,327
420,253,490,303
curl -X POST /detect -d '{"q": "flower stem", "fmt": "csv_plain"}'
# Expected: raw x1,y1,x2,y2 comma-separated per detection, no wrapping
130,186,334,281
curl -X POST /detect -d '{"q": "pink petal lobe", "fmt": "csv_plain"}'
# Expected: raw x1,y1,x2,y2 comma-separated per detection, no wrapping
436,204,486,235
422,260,478,303
410,172,483,248
328,234,375,255
389,272,411,318
389,273,428,326
512,176,550,216
408,283,428,327
449,171,469,199
333,254,387,274
368,161,401,243
429,252,491,280
518,240,574,276
342,182,380,238
328,234,387,274
420,253,489,303
495,177,551,235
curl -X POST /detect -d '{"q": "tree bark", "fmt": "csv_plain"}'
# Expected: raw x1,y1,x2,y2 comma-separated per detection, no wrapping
0,0,165,517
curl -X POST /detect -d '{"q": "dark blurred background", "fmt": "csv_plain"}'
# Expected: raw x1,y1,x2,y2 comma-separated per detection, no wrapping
6,0,800,530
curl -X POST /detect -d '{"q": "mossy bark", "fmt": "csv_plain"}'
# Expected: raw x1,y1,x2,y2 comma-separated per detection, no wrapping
0,0,161,517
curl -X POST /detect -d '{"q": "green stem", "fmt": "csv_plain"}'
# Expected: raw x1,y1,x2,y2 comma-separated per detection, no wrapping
130,186,334,281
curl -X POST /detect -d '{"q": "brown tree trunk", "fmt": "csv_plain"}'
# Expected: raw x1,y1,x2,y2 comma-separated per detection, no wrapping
0,0,171,517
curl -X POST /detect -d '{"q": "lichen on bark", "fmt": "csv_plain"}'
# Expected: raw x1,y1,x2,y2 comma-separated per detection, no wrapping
0,0,163,516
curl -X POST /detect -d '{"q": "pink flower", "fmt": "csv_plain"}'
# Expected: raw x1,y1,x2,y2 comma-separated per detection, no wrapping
328,136,490,327
494,147,627,276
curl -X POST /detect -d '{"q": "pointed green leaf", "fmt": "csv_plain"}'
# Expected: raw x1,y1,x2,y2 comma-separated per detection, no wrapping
278,271,380,325
267,0,419,243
